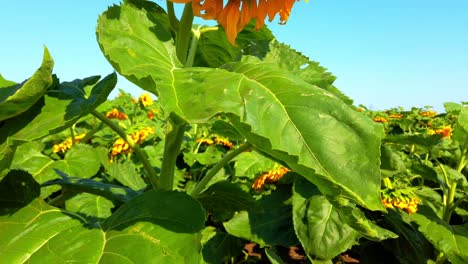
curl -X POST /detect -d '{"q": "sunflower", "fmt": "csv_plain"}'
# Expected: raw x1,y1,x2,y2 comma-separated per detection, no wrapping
170,0,300,44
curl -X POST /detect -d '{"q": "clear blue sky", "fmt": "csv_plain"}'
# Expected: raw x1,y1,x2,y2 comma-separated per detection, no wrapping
1,0,467,112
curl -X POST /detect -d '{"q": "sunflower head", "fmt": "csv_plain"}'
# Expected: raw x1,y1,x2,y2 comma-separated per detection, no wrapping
170,0,300,44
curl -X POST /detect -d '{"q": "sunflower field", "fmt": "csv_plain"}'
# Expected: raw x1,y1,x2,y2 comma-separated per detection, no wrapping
1,0,467,263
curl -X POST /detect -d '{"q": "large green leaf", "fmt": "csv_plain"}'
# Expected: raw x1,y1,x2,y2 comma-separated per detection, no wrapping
292,177,359,261
0,47,54,121
65,193,114,219
12,143,102,197
411,209,468,264
223,186,298,247
0,190,205,263
0,74,117,180
197,180,256,222
1,74,116,142
97,1,384,210
262,40,353,105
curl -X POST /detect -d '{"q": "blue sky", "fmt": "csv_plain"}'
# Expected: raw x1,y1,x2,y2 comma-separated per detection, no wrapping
1,0,467,112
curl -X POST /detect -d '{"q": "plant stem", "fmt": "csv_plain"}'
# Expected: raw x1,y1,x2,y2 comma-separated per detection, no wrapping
190,143,251,198
160,113,187,190
443,140,468,222
69,126,76,146
185,26,201,68
443,182,458,222
456,140,468,172
176,3,194,65
81,122,104,143
185,26,219,68
91,110,159,189
166,0,179,33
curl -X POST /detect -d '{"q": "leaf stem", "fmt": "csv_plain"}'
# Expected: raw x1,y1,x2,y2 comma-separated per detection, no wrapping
91,109,159,189
190,143,251,198
160,113,187,190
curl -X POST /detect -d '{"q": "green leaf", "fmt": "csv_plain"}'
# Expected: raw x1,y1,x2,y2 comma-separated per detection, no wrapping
200,227,244,264
42,176,138,204
104,160,147,190
0,170,40,215
12,143,102,198
223,186,298,247
184,145,224,166
0,73,16,88
0,199,103,263
0,74,117,167
6,74,116,141
0,143,16,177
197,180,256,222
104,189,206,233
415,186,444,218
65,193,114,219
194,22,274,68
384,134,441,150
97,1,176,95
0,47,54,121
12,143,101,181
234,151,276,179
383,210,433,264
211,119,244,141
265,248,284,264
97,1,384,210
292,177,359,261
411,210,468,264
380,145,406,172
262,40,353,105
51,144,102,178
453,108,468,148
0,190,205,263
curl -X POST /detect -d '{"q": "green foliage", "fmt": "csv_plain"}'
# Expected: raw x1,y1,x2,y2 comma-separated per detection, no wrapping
2,0,466,263
411,210,468,263
0,189,205,263
224,186,298,247
97,1,384,210
292,177,359,261
197,180,256,222
0,47,53,122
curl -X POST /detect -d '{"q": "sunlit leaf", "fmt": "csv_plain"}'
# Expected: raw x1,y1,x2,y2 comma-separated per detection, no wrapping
0,190,205,263
411,209,468,264
0,47,54,121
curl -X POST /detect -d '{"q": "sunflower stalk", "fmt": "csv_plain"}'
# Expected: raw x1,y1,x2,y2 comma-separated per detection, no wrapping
160,113,187,190
190,143,251,198
91,110,159,189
